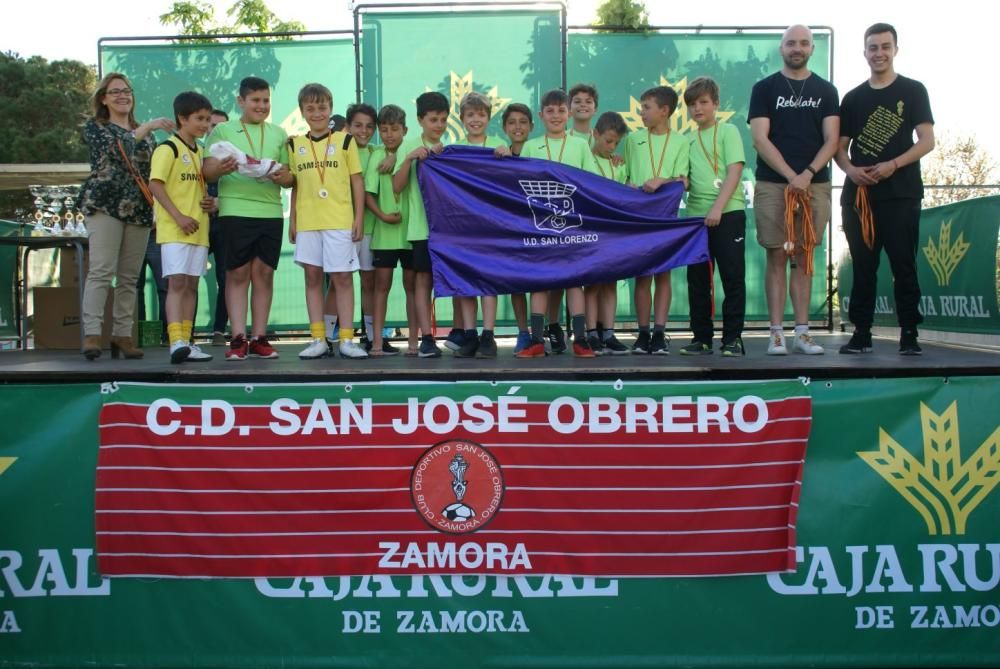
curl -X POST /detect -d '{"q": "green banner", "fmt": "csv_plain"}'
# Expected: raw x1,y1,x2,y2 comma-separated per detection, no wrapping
838,194,1000,334
2,376,998,666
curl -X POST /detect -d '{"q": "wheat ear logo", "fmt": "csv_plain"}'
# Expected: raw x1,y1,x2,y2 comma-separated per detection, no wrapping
922,220,970,286
858,402,1000,535
0,457,15,477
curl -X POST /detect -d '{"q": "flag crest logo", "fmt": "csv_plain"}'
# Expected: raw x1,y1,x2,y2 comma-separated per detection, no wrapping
410,439,505,534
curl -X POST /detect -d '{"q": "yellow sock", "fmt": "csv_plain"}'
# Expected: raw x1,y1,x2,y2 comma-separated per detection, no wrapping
339,327,353,342
310,322,326,341
167,322,183,344
181,320,193,342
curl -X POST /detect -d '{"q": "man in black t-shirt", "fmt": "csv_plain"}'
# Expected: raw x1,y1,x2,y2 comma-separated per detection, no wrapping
835,22,935,355
749,25,840,357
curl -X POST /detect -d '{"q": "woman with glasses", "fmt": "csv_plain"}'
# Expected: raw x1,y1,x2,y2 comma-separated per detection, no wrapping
76,72,174,360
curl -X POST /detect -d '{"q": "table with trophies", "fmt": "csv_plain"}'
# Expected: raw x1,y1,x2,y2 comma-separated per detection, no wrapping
0,186,89,349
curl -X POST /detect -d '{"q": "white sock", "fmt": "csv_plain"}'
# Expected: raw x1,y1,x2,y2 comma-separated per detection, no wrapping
364,314,374,341
325,315,338,340
770,325,783,334
794,324,809,336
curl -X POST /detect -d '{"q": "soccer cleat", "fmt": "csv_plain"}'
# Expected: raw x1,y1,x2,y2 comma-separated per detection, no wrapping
547,323,567,354
679,340,713,356
339,340,369,359
587,334,605,356
418,335,442,358
476,331,498,358
572,338,596,357
720,338,745,357
839,330,873,354
649,331,670,355
455,334,480,358
248,336,279,359
298,338,329,360
225,334,249,361
513,331,532,354
444,328,465,352
793,331,824,355
186,344,213,362
603,334,630,355
632,330,651,354
169,340,191,364
899,329,922,356
767,330,788,356
516,339,547,358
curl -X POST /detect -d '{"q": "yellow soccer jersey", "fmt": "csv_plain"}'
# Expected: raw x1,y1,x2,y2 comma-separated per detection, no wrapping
289,131,362,231
150,136,209,247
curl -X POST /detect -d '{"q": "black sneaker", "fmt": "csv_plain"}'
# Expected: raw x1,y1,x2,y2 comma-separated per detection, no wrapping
587,334,605,356
649,331,670,355
632,330,651,354
603,334,630,355
720,338,745,357
475,331,498,358
444,328,465,352
899,328,922,356
547,323,567,354
418,335,442,358
381,340,400,356
359,335,372,353
679,339,713,355
455,334,480,358
839,330,873,354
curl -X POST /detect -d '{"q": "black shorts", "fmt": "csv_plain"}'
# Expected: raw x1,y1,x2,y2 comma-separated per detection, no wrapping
372,249,414,270
409,239,432,273
220,216,283,270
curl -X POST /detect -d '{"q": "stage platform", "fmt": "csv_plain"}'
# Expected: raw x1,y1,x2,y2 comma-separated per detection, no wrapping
2,332,998,384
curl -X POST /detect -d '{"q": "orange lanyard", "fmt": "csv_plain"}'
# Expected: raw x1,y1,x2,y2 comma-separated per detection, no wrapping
697,123,719,177
595,155,616,181
175,135,206,196
116,138,153,205
544,135,567,163
307,132,333,188
240,121,265,159
647,129,671,178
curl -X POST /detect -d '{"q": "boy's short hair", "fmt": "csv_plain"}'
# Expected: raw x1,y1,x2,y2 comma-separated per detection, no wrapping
211,109,229,120
864,22,897,44
593,111,628,136
682,77,720,106
239,76,270,98
298,83,332,108
416,91,449,118
377,104,406,126
459,91,492,119
346,103,377,125
640,86,679,115
502,103,534,126
568,83,599,106
540,89,569,109
173,91,213,125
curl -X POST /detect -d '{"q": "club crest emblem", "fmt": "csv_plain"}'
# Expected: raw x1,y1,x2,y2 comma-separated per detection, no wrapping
519,180,583,233
410,439,504,534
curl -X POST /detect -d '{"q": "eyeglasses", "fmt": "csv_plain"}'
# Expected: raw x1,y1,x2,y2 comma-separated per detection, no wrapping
105,88,132,97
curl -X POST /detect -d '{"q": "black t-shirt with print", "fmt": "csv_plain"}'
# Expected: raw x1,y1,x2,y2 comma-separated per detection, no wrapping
840,74,934,204
748,71,840,183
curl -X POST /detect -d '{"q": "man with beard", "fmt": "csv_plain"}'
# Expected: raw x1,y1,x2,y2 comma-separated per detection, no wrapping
748,24,840,355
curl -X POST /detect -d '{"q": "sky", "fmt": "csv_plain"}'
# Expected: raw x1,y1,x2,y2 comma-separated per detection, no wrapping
2,0,997,162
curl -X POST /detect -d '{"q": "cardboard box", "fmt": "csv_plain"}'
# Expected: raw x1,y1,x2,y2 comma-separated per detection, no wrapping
59,247,88,287
32,287,135,350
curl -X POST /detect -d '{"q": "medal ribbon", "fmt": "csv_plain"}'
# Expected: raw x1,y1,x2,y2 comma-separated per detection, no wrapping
240,121,266,160
647,129,671,179
544,136,567,163
307,132,333,192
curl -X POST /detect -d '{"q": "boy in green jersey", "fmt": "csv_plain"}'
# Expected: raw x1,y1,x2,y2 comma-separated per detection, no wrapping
584,111,631,356
499,103,534,353
392,91,448,358
568,83,597,149
517,89,600,359
623,85,689,355
678,77,747,357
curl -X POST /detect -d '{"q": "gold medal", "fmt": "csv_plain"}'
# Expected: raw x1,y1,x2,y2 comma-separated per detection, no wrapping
318,188,329,199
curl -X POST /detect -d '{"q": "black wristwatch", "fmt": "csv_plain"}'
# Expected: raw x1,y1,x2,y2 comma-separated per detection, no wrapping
805,165,818,175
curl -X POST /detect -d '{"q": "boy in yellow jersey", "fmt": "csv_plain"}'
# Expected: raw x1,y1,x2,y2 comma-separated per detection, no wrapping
393,91,448,358
585,111,631,357
288,83,367,360
148,91,216,364
517,89,600,359
366,104,409,357
624,85,690,355
499,103,534,353
451,91,506,359
679,77,748,357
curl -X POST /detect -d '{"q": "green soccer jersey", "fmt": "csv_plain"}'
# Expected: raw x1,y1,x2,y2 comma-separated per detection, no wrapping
593,153,629,184
205,119,289,219
366,145,409,251
521,134,599,174
393,134,440,242
454,135,507,149
624,128,689,187
686,122,746,217
358,143,378,235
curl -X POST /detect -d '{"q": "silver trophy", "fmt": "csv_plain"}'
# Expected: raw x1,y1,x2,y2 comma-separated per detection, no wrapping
442,454,475,522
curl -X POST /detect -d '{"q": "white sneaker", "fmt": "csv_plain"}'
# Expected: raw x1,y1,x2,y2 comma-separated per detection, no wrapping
339,339,369,359
298,338,329,360
793,331,825,355
767,330,788,356
169,340,191,364
187,344,213,361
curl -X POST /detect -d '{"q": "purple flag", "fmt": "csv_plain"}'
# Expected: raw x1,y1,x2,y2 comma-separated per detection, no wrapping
418,145,708,297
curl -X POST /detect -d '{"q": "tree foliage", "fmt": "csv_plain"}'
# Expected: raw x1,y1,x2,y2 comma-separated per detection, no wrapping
594,0,650,32
0,52,95,163
159,0,306,41
921,132,1000,207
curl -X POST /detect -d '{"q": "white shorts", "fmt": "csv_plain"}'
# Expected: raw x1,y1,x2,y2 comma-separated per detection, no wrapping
161,243,209,277
358,233,374,271
294,229,359,273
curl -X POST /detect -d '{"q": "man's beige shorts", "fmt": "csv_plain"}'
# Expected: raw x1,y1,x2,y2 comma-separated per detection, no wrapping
754,180,832,250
